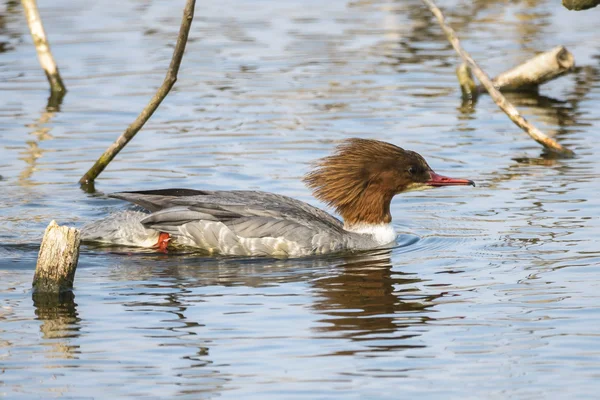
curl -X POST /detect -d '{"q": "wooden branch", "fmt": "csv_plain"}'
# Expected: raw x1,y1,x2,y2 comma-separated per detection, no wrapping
563,0,600,10
486,46,574,92
421,0,574,156
79,0,196,185
21,0,66,96
33,221,81,293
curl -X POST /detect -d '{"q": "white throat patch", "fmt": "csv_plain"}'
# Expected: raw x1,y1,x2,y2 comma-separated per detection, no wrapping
344,223,397,245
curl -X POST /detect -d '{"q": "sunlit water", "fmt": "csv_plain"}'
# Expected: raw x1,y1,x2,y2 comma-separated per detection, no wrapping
1,0,600,398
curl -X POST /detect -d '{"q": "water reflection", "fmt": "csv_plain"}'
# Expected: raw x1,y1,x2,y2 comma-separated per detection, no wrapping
19,106,56,187
99,247,440,363
383,0,551,71
0,0,20,53
311,250,433,354
32,291,81,360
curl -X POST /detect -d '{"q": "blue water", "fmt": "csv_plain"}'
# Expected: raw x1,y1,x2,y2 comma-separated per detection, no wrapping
1,0,600,398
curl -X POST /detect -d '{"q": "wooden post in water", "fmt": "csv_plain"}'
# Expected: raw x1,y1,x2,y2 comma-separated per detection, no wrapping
33,220,80,294
21,0,66,97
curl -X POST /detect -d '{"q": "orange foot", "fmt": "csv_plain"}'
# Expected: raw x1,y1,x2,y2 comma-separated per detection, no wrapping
155,232,171,253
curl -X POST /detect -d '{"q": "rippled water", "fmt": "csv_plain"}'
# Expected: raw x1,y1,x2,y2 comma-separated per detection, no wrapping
1,0,600,398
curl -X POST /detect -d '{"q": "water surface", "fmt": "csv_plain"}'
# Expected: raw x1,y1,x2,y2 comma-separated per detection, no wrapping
1,0,600,398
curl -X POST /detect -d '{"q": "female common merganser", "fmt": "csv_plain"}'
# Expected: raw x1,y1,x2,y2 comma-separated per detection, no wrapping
82,138,474,257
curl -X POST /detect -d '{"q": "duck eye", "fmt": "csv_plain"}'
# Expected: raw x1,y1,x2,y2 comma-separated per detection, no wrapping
407,166,414,175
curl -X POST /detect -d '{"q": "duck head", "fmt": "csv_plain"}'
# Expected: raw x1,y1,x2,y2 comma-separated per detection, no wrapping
303,138,474,228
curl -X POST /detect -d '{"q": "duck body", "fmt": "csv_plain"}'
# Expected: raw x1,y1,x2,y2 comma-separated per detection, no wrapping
82,138,473,257
82,188,394,257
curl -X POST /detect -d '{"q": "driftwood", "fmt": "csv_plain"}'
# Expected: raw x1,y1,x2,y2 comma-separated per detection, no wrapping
457,47,574,99
33,221,80,293
21,0,66,97
563,0,600,10
486,46,574,92
79,0,196,185
421,0,574,157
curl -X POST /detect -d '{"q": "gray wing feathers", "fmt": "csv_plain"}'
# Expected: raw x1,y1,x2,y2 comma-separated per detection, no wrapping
111,190,343,231
110,190,347,254
140,207,219,226
226,217,313,241
109,193,174,213
141,208,314,245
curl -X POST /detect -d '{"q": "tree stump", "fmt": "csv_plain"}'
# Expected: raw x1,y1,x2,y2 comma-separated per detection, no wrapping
33,220,80,293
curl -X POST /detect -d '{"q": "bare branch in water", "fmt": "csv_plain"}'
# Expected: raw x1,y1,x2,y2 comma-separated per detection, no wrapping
421,0,574,157
79,0,196,185
21,0,66,97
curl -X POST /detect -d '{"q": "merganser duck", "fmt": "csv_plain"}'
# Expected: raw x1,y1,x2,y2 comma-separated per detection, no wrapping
82,138,474,257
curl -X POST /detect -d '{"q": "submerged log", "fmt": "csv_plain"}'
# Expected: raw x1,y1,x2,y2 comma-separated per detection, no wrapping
562,0,600,10
33,220,80,294
21,0,66,96
487,46,574,92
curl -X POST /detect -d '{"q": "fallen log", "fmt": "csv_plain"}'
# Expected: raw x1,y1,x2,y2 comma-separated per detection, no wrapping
457,46,575,99
485,46,574,92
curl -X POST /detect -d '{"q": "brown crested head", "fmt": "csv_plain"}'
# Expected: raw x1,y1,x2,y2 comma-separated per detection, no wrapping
303,138,474,227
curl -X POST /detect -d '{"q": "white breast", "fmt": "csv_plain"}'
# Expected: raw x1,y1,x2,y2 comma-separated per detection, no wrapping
343,223,397,245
